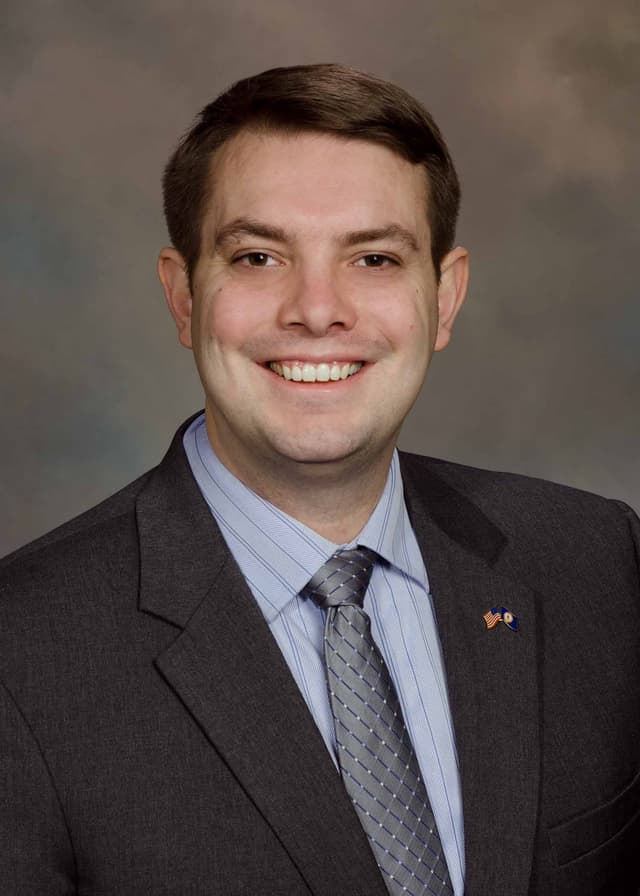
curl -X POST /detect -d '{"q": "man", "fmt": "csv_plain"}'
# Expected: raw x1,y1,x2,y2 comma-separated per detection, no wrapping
1,64,638,896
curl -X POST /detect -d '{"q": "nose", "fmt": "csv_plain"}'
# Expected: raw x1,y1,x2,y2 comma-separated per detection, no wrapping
277,267,357,336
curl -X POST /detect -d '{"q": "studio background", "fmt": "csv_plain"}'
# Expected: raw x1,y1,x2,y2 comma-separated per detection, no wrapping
2,0,638,556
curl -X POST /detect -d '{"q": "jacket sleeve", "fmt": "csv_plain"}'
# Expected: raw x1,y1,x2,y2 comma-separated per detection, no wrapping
626,503,640,574
0,682,76,894
616,501,640,896
612,500,640,584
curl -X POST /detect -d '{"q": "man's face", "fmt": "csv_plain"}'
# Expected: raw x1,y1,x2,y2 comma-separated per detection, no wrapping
161,130,467,484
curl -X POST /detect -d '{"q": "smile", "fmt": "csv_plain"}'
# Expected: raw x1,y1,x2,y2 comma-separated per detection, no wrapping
268,361,363,382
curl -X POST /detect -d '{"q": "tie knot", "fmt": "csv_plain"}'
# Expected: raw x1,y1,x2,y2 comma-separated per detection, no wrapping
302,546,378,611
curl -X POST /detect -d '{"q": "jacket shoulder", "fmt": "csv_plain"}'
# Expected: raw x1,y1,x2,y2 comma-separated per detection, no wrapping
398,450,638,557
0,468,154,579
0,467,160,686
399,450,629,515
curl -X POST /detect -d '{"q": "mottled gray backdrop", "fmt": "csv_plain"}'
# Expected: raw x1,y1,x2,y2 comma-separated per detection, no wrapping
2,0,638,555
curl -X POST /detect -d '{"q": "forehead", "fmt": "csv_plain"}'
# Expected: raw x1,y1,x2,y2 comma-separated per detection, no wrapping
204,129,430,235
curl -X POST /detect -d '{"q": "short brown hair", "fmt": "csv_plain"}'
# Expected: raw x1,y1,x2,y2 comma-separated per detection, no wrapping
162,64,460,286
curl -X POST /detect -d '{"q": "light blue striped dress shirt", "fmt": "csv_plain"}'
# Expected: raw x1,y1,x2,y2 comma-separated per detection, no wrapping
183,414,465,894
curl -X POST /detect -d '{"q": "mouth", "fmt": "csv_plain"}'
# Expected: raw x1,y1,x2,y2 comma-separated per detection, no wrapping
267,360,364,383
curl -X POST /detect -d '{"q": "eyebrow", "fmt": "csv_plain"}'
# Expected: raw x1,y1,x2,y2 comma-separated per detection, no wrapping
340,225,420,253
213,217,420,253
214,218,289,251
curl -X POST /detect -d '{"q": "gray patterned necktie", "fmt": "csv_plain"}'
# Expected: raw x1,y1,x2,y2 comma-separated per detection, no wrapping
303,546,453,896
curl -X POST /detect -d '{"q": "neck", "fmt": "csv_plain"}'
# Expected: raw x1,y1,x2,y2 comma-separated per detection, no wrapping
205,420,393,544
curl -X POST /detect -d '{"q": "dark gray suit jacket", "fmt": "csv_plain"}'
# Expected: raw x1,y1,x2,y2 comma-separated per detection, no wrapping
1,419,639,895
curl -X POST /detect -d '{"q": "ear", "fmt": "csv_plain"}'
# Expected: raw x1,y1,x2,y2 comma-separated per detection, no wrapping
434,246,469,352
157,247,193,349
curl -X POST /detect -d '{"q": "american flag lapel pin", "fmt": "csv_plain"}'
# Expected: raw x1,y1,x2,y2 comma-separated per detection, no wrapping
484,606,519,631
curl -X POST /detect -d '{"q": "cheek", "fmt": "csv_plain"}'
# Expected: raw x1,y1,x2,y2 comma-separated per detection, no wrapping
371,290,432,350
201,285,263,347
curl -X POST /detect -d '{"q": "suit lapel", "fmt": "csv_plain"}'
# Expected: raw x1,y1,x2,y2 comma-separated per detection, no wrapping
136,426,388,896
401,455,540,896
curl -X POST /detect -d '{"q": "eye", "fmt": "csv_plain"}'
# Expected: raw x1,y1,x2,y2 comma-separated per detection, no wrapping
234,252,280,267
353,253,397,268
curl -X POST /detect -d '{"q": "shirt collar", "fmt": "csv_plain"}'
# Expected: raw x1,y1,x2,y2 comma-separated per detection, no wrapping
183,415,422,622
354,451,423,585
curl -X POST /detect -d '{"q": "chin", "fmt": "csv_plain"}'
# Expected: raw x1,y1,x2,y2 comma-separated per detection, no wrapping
268,432,376,468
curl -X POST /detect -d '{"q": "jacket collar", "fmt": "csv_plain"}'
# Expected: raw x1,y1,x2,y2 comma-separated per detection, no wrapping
136,415,228,627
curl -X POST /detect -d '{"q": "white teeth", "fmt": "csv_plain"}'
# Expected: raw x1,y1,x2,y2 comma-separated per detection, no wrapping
268,361,363,382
